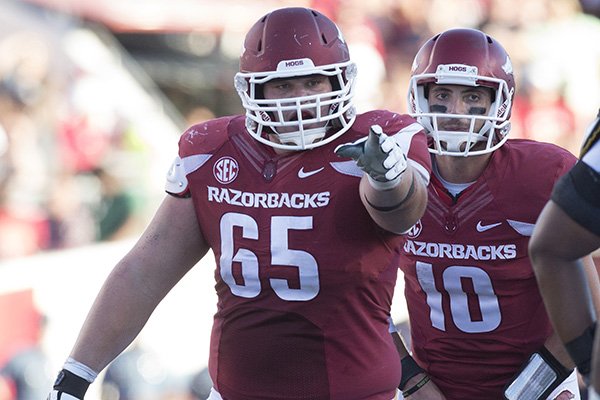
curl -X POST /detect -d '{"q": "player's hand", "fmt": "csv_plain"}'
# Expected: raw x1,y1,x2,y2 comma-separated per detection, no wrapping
47,390,82,400
552,390,575,400
335,125,407,189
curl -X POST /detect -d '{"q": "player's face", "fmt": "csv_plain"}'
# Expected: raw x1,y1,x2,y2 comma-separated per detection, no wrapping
263,74,333,135
428,84,492,132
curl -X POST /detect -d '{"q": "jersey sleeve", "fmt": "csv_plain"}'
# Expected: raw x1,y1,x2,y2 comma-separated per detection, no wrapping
393,120,431,185
481,140,577,224
551,112,600,236
165,117,234,197
552,159,600,237
580,111,600,173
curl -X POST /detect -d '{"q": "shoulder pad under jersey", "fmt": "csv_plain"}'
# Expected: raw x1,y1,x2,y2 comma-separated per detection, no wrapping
178,116,238,157
165,116,239,195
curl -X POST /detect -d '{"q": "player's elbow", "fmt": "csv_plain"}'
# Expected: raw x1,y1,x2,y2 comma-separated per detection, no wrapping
528,230,565,277
528,236,546,275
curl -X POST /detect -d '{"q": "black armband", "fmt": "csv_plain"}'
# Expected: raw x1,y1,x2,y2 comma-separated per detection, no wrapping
503,346,572,400
365,174,416,212
398,355,425,390
565,321,596,378
402,375,430,398
53,369,91,399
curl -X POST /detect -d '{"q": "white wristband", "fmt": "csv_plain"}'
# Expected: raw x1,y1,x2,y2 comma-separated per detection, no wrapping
64,357,98,383
367,174,402,190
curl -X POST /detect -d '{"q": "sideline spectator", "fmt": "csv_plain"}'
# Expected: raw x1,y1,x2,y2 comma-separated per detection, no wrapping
0,315,52,400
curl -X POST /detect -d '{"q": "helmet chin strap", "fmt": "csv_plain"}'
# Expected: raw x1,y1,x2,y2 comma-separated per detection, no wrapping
426,100,501,155
435,130,487,153
273,127,327,147
427,108,496,155
260,100,339,147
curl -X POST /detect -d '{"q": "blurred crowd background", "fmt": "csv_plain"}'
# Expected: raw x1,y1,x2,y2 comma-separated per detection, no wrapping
0,0,599,398
1,0,599,260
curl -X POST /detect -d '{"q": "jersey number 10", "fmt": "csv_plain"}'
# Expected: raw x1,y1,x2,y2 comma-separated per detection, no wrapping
416,261,501,333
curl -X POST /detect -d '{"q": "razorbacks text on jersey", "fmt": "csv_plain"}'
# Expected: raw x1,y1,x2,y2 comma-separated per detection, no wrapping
399,139,576,400
166,110,431,400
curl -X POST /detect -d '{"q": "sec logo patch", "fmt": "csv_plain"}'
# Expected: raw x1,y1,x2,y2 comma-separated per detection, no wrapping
213,156,239,184
406,219,423,239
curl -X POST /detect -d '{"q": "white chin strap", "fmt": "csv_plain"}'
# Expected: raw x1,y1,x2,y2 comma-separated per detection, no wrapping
427,115,495,156
246,104,356,151
272,125,328,148
434,130,488,153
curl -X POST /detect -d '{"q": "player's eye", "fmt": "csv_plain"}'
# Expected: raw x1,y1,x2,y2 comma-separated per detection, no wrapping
307,78,326,88
275,82,291,90
466,93,481,102
433,92,449,101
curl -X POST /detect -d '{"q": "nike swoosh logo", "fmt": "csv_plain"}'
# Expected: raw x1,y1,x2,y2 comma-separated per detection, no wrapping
298,167,324,178
476,221,502,232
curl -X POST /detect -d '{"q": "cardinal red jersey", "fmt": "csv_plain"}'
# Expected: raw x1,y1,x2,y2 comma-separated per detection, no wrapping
399,139,576,400
167,110,430,400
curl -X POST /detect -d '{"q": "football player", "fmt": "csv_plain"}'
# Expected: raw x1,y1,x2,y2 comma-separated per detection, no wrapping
391,28,598,400
47,7,431,400
530,111,600,400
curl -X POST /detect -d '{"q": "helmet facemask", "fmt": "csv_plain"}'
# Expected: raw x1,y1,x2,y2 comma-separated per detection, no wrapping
409,64,514,157
236,59,357,151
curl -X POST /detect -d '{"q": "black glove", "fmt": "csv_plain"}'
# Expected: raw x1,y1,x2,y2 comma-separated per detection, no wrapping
47,369,90,400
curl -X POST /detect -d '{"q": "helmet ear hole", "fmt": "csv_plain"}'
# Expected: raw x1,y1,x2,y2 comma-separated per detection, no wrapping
423,84,430,100
255,85,264,100
329,76,341,91
484,87,495,103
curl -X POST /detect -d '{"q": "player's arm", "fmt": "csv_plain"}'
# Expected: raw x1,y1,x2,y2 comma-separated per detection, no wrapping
49,195,210,399
539,252,600,369
358,160,427,234
504,322,583,400
507,208,598,399
529,201,600,379
335,125,428,234
506,177,600,399
389,322,446,399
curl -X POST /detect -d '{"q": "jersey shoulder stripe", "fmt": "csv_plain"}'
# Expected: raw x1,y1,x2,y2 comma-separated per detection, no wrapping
580,111,600,158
